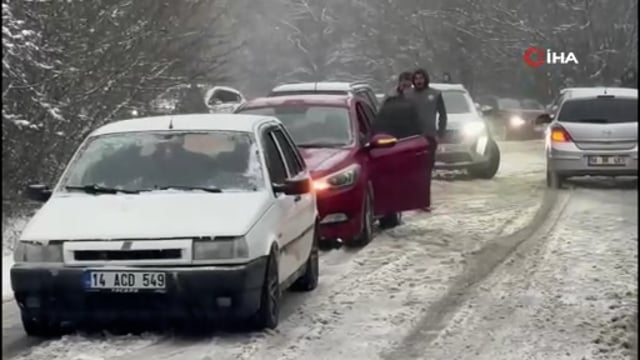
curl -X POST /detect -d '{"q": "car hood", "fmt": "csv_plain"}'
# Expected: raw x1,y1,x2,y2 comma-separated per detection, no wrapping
20,192,271,243
446,113,484,130
298,148,352,173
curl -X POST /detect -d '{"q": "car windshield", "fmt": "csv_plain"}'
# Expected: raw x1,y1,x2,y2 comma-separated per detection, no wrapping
238,106,353,147
558,98,638,124
58,131,264,193
441,91,471,114
520,99,544,110
497,98,521,110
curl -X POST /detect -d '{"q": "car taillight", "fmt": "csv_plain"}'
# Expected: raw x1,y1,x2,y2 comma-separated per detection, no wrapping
550,126,572,143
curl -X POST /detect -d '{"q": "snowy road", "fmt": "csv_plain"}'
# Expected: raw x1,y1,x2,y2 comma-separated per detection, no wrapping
2,140,637,360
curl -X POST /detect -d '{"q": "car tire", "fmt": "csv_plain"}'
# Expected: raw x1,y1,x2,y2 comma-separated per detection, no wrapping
546,169,564,189
252,247,280,330
291,222,319,292
468,140,500,179
379,212,402,229
21,312,61,337
347,189,374,248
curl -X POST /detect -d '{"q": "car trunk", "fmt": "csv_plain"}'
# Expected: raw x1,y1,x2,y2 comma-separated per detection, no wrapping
557,96,637,151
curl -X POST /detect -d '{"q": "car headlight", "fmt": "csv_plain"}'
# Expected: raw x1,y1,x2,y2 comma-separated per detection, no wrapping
509,116,526,127
313,164,360,191
193,237,248,260
462,122,486,138
14,241,63,263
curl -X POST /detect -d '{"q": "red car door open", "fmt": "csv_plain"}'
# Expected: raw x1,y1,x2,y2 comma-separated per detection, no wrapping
369,135,430,216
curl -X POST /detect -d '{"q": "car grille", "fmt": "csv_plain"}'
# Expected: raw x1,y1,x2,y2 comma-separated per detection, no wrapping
440,130,464,144
74,249,182,261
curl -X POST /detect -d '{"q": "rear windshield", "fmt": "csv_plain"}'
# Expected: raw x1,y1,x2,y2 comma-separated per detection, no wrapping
497,98,520,110
441,91,471,114
237,106,353,147
558,98,638,123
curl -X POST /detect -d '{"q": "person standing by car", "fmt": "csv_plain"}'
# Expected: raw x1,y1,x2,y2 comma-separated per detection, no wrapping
374,72,422,139
408,68,448,212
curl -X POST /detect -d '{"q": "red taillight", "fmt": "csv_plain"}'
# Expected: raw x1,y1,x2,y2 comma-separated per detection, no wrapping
550,126,572,143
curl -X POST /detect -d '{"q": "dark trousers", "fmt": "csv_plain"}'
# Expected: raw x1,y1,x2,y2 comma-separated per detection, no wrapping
425,136,438,207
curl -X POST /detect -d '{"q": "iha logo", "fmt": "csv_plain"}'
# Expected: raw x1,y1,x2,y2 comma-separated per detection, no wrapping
523,47,579,67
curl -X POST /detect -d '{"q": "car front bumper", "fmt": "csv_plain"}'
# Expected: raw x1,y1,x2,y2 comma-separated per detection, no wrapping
435,135,491,170
315,184,365,242
11,256,267,323
548,145,638,177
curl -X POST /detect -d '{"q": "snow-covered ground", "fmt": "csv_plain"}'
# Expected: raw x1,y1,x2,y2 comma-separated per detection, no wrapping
2,140,637,360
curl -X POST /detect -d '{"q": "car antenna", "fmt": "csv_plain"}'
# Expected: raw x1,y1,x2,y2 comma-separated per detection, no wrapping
168,117,174,130
603,88,608,95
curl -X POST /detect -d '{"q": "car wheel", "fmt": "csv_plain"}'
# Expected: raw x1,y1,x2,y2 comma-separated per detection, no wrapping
253,247,280,330
468,140,500,179
546,169,564,189
379,212,402,229
291,222,319,292
21,312,61,337
347,189,374,247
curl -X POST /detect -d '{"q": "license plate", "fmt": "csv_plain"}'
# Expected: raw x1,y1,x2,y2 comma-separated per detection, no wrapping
83,271,167,292
587,156,626,166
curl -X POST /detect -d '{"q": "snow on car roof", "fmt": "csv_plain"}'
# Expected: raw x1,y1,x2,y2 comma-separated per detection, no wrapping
241,94,351,108
271,82,357,92
92,114,277,136
564,87,638,100
429,83,468,91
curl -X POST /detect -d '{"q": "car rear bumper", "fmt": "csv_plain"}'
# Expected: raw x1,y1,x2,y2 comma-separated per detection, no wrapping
548,146,638,176
11,257,267,323
435,136,491,169
316,185,364,242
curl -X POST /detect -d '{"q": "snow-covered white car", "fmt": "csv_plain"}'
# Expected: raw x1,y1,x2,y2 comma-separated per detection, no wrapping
149,84,245,114
431,83,501,178
12,114,318,335
206,86,246,113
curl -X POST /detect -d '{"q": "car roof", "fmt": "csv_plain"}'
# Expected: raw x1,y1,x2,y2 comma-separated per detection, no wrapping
429,83,468,91
91,114,276,136
563,87,638,101
240,94,351,108
270,81,371,93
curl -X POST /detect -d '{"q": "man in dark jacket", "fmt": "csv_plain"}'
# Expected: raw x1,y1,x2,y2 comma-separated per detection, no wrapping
373,71,422,139
407,68,447,212
176,83,209,114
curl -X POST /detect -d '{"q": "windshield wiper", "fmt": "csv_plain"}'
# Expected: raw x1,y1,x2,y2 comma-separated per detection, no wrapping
65,184,140,194
153,185,223,193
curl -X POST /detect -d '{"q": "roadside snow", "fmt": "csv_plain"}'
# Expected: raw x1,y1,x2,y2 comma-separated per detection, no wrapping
3,255,15,300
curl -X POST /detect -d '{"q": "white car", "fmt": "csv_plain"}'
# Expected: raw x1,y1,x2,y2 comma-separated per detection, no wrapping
12,114,318,335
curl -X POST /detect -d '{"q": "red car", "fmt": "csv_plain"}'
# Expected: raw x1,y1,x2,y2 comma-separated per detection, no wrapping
235,94,430,247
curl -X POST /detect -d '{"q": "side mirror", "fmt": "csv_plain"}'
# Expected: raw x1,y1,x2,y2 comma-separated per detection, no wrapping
25,184,52,202
272,178,311,195
366,133,397,149
535,114,553,125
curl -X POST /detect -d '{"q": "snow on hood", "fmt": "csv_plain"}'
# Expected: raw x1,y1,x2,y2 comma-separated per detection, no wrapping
298,148,352,172
20,192,271,242
446,113,484,130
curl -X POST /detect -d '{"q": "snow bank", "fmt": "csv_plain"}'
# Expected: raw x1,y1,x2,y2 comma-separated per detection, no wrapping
2,213,31,300
3,254,14,300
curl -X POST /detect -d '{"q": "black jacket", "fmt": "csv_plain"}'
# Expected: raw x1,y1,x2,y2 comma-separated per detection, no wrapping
373,92,423,139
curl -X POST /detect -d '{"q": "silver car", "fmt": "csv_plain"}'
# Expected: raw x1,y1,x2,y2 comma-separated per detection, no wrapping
431,83,501,179
537,87,638,188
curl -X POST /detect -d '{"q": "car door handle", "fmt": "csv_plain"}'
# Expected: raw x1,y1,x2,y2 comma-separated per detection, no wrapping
294,195,301,202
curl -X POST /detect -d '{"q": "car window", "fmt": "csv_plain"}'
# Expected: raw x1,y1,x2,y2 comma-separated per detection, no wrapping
497,98,520,110
58,131,264,192
237,106,353,147
271,128,304,177
355,102,373,142
558,97,638,124
262,130,288,184
355,89,378,110
359,102,374,134
276,124,306,172
441,91,471,114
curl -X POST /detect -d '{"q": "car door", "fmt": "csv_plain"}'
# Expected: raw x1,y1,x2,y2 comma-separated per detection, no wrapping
358,102,430,215
261,126,299,282
270,126,315,274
